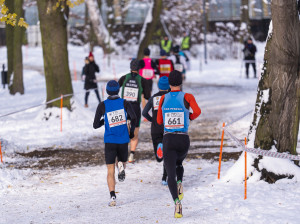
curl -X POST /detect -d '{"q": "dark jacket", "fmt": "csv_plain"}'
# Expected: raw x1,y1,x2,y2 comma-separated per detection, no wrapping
142,90,168,134
243,43,257,60
84,61,100,90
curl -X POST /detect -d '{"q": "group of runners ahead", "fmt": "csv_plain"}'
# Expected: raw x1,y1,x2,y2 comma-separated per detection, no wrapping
93,46,201,218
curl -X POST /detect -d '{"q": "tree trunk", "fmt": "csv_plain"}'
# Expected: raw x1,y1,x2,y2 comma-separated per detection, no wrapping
241,0,250,35
5,0,14,84
137,0,162,59
248,0,300,177
86,0,116,53
9,0,25,95
37,0,73,109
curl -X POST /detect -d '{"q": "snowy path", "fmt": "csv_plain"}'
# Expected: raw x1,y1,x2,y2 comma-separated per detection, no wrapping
2,159,300,224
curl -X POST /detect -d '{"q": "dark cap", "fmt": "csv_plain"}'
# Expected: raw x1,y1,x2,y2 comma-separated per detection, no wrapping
130,59,139,71
168,70,182,86
106,80,120,96
144,47,150,56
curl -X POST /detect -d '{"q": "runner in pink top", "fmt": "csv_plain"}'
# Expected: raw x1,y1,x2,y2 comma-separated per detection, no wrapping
138,47,157,111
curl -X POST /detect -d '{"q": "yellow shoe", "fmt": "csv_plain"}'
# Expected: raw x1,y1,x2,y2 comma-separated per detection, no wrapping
177,182,184,201
174,199,183,218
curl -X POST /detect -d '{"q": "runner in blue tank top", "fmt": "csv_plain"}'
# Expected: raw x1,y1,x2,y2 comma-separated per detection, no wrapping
157,70,201,218
93,80,137,207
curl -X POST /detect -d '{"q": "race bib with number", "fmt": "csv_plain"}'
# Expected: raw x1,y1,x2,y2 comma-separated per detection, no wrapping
174,64,183,72
124,87,138,101
107,109,126,128
153,96,162,110
160,64,171,74
142,69,154,79
164,112,184,129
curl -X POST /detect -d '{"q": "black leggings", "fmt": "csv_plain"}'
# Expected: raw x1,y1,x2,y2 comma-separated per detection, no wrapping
85,89,101,104
245,62,256,78
152,133,167,180
163,133,190,201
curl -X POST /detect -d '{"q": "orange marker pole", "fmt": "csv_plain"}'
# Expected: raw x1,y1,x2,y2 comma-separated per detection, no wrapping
0,140,3,163
218,122,225,179
244,137,247,200
74,61,77,81
60,95,63,132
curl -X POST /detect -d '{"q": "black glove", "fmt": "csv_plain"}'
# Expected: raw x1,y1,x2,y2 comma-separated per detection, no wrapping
99,119,105,127
129,131,135,139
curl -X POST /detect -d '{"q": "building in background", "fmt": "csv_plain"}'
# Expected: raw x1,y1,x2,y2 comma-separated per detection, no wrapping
208,0,271,41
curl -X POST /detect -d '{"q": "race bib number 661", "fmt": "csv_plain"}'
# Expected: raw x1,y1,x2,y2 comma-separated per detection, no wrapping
107,109,126,128
164,112,184,129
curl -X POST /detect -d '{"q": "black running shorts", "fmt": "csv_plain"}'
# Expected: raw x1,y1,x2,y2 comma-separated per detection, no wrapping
128,103,141,128
144,78,153,93
105,143,128,164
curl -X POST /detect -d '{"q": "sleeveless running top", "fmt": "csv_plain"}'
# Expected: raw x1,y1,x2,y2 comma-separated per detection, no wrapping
104,98,129,144
162,91,190,133
139,58,155,80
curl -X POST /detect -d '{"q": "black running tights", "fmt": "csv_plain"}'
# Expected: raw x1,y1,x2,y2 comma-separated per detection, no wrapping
163,133,190,201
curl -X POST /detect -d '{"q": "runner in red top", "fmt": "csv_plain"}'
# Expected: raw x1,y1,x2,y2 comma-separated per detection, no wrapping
156,49,174,78
157,70,201,218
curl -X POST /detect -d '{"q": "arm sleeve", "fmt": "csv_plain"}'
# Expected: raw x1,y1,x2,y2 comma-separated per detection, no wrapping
157,95,165,125
142,96,153,122
94,62,100,73
118,75,125,87
139,60,145,69
124,101,137,133
142,78,151,100
93,102,105,129
181,56,187,70
184,93,201,120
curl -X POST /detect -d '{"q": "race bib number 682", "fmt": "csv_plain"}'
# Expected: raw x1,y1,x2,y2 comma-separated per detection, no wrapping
164,112,184,129
107,109,126,128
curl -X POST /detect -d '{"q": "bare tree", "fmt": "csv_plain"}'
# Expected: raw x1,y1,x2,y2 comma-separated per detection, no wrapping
85,0,117,53
137,0,162,59
37,0,73,109
248,0,300,181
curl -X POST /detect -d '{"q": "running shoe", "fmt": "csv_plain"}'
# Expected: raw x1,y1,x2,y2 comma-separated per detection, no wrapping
174,199,182,218
108,196,116,207
177,181,184,201
128,153,135,163
118,161,125,182
157,143,163,159
161,180,168,186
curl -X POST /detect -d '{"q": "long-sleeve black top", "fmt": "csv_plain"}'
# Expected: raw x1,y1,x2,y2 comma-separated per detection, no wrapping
93,96,137,134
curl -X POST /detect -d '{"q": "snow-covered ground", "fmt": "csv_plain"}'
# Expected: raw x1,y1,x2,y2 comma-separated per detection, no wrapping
2,159,300,224
1,43,300,223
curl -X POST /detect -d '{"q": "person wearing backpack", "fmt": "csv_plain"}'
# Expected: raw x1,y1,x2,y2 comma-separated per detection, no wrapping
242,37,257,78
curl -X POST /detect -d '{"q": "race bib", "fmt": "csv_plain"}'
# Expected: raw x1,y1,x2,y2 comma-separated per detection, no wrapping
124,87,138,101
174,64,183,72
142,69,154,79
160,64,171,74
153,96,162,110
164,112,184,129
107,109,126,128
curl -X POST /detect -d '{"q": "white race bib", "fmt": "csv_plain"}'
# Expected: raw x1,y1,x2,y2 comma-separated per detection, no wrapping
160,64,171,74
164,112,184,129
174,64,183,72
142,69,154,79
107,109,126,128
124,87,138,101
153,96,162,110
